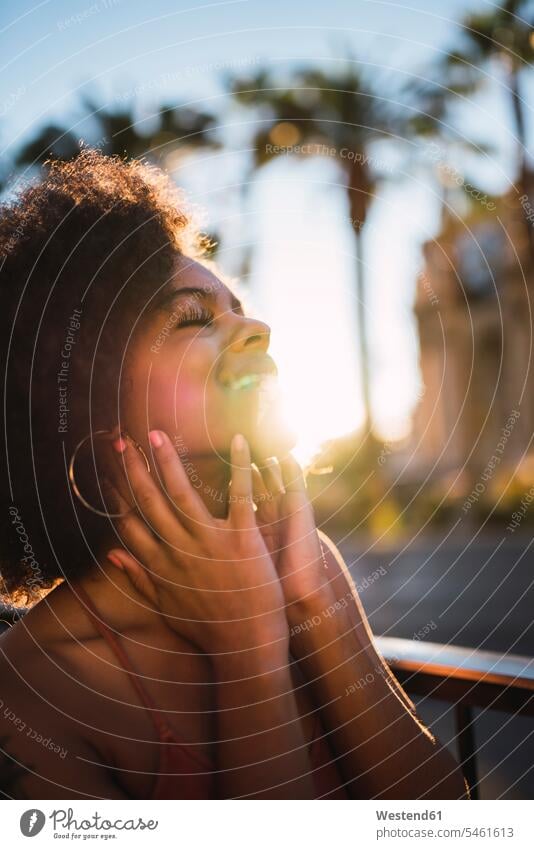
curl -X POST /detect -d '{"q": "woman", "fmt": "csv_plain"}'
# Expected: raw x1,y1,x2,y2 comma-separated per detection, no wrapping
0,151,467,799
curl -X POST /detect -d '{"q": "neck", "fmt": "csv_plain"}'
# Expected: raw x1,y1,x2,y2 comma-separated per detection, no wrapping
71,555,178,646
179,452,232,519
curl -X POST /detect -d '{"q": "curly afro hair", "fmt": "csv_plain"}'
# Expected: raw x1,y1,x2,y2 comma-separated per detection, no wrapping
0,149,205,605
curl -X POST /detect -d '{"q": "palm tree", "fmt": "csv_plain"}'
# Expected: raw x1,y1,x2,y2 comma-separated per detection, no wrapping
440,0,534,258
14,95,221,253
15,123,81,168
16,94,219,168
229,63,421,436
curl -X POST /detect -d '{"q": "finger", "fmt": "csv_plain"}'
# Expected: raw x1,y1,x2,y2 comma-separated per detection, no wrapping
251,464,270,504
278,454,315,526
278,454,307,494
106,548,160,607
111,497,161,567
260,457,286,497
98,435,137,511
112,431,188,545
228,433,255,527
251,465,283,562
148,429,212,531
100,474,134,518
251,465,279,525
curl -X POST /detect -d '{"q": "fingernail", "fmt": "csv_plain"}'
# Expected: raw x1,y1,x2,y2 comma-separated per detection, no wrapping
149,430,164,448
107,552,124,570
112,437,127,454
233,433,245,451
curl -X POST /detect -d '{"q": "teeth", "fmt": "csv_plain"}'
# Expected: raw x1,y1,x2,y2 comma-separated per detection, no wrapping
230,373,262,390
220,368,277,391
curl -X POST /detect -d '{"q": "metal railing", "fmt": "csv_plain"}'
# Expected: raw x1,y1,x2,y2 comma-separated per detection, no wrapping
377,637,534,799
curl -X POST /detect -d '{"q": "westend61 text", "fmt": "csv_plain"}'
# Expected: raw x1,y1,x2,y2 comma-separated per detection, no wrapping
376,810,442,820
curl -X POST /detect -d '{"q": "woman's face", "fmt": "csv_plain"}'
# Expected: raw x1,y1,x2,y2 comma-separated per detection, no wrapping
121,256,296,464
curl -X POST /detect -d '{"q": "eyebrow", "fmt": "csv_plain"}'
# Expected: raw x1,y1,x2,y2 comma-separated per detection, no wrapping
154,285,243,314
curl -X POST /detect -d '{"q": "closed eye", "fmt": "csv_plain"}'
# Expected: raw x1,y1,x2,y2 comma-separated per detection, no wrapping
175,305,214,329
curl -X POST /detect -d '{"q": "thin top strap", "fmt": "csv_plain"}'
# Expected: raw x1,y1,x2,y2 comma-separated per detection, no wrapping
75,582,169,739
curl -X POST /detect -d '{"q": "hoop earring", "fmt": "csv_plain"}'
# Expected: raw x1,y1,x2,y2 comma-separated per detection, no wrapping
68,429,150,518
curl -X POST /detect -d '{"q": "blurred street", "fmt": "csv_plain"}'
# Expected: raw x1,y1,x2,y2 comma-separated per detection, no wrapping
340,532,534,800
342,532,534,656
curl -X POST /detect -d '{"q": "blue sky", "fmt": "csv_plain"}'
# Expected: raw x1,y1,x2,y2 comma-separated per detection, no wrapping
2,0,532,454
1,0,514,147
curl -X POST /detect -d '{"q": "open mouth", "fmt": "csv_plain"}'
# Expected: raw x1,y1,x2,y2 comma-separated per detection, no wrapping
225,372,270,391
219,359,278,392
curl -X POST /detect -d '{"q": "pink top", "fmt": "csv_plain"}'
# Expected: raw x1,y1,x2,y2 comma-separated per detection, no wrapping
76,583,348,799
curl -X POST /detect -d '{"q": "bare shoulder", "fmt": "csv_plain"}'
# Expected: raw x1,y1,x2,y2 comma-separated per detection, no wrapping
0,604,95,715
0,629,126,799
0,616,79,718
0,599,153,798
0,589,215,798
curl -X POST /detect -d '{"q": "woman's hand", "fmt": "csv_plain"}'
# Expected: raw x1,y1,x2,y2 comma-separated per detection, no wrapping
252,455,335,618
105,430,289,657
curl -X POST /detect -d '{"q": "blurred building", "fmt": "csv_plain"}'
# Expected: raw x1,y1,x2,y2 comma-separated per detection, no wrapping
409,188,534,496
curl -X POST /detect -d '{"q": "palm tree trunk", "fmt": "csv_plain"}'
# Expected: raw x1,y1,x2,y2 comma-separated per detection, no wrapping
347,157,373,435
353,226,372,435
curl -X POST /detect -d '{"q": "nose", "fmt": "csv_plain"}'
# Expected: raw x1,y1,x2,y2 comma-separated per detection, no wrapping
227,315,271,354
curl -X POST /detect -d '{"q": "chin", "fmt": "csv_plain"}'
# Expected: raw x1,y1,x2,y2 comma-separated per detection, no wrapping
215,380,298,461
247,418,298,463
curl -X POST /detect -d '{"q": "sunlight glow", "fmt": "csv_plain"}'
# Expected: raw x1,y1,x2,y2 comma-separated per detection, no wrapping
242,158,427,463
245,160,364,465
